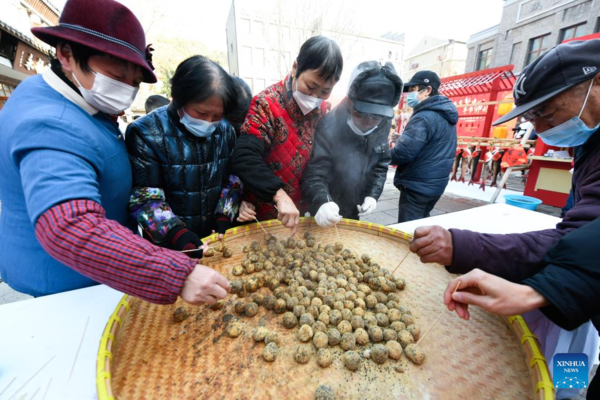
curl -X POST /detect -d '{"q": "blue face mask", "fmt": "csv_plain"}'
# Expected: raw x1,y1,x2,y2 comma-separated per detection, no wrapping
180,110,219,138
537,80,599,147
406,91,421,108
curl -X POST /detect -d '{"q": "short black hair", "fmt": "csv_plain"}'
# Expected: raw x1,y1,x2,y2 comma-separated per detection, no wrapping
56,40,103,73
170,55,237,114
295,36,343,82
416,84,439,97
145,95,170,114
227,77,253,125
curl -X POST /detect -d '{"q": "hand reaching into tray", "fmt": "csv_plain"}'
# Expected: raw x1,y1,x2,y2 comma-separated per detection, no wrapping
409,226,453,265
443,269,548,320
274,189,300,236
180,264,231,305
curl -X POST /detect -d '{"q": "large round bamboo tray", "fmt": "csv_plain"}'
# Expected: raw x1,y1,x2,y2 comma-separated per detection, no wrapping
97,218,554,400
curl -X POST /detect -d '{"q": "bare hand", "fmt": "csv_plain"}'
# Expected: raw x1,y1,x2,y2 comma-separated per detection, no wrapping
237,201,257,222
274,189,300,236
443,269,548,320
180,264,230,305
409,225,453,265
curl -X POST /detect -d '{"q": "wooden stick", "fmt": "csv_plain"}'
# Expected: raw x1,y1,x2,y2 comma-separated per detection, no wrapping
391,250,411,275
41,379,51,400
326,195,341,242
253,217,270,236
29,386,40,400
69,316,89,380
0,377,16,397
417,281,461,346
7,356,55,400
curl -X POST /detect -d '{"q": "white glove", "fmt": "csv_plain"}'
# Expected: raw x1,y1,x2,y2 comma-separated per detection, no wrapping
357,196,377,216
315,202,342,227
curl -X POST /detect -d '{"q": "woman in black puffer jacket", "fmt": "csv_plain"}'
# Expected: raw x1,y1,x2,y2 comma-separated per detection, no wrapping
126,56,252,257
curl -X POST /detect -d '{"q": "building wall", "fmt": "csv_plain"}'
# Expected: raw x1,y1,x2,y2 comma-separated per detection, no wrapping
467,0,600,74
226,3,239,77
226,0,405,102
403,40,467,82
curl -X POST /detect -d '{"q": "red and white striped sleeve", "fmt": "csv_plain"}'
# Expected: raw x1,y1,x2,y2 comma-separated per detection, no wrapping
35,199,198,304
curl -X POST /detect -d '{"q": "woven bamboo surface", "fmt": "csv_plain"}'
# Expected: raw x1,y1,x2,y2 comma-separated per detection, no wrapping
99,219,552,400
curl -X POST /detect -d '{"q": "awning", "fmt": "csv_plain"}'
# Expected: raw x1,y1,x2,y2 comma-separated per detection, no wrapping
0,63,30,82
439,65,516,97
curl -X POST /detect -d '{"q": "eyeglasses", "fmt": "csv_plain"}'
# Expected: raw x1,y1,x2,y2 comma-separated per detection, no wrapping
521,106,546,122
353,108,385,122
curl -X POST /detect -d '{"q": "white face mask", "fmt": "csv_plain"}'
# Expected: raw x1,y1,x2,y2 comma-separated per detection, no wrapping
292,79,323,115
72,70,138,115
347,115,377,136
180,109,219,138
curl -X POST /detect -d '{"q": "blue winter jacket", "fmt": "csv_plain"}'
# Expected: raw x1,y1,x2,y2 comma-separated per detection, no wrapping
391,95,458,197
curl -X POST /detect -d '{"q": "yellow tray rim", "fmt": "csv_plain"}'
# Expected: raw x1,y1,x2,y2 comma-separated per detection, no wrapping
96,217,554,400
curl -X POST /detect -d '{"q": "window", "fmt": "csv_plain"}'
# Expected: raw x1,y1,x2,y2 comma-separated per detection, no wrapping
268,24,278,43
241,46,252,67
253,48,264,67
0,31,18,61
255,78,266,92
252,21,263,37
240,19,251,35
268,49,279,67
282,51,291,68
0,82,16,111
526,34,551,66
510,42,521,65
244,77,254,93
230,43,233,54
595,17,600,33
477,48,493,71
559,23,586,43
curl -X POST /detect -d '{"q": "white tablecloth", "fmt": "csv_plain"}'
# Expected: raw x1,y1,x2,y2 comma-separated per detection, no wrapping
0,285,123,400
389,203,599,399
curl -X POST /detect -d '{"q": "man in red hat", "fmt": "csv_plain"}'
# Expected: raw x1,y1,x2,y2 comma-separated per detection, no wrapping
0,0,230,305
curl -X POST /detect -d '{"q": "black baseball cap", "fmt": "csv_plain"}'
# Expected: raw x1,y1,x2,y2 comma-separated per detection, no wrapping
494,39,600,125
403,70,441,92
349,62,403,118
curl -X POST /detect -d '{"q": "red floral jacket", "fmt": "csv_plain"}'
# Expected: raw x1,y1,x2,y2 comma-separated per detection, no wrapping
233,75,325,220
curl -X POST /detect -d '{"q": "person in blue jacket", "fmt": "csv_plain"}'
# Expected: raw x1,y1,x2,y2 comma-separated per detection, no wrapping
391,70,458,223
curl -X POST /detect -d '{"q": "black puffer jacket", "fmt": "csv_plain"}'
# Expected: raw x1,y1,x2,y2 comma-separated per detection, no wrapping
302,100,391,219
391,95,458,197
126,105,237,238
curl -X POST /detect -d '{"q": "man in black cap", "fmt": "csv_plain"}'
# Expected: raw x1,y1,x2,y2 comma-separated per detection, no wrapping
409,41,600,399
302,61,402,225
390,70,458,223
410,40,600,281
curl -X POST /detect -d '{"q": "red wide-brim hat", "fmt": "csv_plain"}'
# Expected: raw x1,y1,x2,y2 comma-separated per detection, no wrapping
32,0,157,83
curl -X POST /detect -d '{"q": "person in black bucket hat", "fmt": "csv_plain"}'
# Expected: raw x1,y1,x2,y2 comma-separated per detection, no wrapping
407,40,600,400
390,69,458,223
302,61,402,225
0,0,230,306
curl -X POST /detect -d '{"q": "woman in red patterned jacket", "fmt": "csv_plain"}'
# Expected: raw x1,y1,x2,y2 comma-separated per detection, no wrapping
231,36,343,236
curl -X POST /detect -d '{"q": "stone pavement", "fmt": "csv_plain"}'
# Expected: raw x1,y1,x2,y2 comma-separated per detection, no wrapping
0,168,562,306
